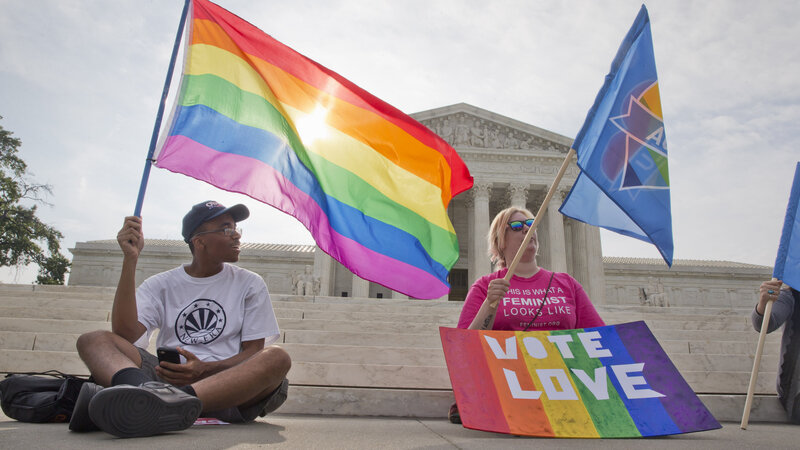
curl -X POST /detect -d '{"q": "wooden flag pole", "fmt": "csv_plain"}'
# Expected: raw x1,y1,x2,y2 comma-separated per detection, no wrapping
741,285,777,429
503,148,576,284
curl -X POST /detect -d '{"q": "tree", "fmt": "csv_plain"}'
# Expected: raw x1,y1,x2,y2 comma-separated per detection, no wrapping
0,117,70,284
36,253,71,285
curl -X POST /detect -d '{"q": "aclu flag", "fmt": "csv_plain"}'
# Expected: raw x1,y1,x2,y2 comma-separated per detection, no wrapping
560,5,673,266
773,162,800,289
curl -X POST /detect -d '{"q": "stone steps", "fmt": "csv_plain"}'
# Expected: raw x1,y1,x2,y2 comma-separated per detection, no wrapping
0,315,777,348
1,331,778,376
1,302,764,332
1,285,759,316
0,284,117,295
280,385,455,417
0,284,788,422
0,348,780,396
0,317,111,334
0,306,110,321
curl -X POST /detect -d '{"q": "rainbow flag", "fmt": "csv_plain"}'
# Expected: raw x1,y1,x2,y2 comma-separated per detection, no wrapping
440,323,720,437
154,0,473,299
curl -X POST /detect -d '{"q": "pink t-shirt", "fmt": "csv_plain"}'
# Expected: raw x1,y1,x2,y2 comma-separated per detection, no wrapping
456,268,605,331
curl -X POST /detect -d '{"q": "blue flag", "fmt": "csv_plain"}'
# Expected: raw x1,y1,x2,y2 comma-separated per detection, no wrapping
774,163,800,290
560,5,673,266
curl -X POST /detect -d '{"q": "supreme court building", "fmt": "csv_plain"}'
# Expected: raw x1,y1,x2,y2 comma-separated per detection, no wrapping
68,104,770,308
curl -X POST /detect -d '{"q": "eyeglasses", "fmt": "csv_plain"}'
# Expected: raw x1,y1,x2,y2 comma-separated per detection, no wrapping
192,227,241,239
507,219,534,231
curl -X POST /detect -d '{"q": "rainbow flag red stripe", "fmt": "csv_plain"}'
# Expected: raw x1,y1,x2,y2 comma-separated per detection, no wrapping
155,0,472,298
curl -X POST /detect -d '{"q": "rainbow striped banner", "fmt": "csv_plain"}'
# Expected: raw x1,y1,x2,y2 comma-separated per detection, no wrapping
154,0,473,299
440,322,720,437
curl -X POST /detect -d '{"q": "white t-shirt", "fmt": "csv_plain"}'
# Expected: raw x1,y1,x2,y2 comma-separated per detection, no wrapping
133,264,279,362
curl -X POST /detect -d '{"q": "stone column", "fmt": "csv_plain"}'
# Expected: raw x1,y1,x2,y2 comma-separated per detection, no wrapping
569,219,590,291
507,183,528,209
313,246,333,296
563,219,574,275
464,195,476,284
533,190,550,269
471,182,492,282
545,189,568,273
584,223,606,304
351,275,369,298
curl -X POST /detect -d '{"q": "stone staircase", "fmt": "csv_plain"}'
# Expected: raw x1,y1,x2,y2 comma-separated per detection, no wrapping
0,283,787,422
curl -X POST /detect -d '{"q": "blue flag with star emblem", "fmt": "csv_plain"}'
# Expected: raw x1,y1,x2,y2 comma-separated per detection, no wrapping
560,5,673,266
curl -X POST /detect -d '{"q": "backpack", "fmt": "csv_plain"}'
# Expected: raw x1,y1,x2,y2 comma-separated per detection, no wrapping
0,371,88,423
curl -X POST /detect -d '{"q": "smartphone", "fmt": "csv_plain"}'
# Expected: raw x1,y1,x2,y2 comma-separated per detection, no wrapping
157,346,181,364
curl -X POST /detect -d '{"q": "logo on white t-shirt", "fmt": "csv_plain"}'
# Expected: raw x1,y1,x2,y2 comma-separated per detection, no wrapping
175,299,227,345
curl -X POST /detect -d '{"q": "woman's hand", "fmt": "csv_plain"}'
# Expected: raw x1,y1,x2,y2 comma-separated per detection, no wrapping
757,279,783,315
486,278,511,308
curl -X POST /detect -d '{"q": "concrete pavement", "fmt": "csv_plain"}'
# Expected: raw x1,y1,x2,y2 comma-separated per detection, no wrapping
2,412,799,449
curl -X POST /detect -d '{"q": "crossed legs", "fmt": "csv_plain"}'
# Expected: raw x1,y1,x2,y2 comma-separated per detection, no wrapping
75,330,291,412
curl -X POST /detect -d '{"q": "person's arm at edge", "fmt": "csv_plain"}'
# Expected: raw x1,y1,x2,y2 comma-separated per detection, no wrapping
752,280,792,333
111,216,147,343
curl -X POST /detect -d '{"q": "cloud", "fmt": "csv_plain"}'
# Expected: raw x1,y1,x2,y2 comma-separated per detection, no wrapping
1,0,798,284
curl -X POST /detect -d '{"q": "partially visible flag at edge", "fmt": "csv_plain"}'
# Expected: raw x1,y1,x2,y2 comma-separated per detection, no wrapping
773,162,800,290
559,5,674,266
153,0,473,298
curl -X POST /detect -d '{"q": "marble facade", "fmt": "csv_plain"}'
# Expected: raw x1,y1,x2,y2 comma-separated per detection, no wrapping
68,239,770,309
68,103,771,306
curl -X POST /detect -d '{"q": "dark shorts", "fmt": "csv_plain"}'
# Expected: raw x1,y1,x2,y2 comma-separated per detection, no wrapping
136,347,289,423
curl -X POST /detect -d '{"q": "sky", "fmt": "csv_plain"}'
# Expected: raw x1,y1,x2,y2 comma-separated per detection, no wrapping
1,0,798,283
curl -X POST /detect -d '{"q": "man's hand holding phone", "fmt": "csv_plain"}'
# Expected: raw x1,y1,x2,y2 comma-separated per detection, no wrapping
154,346,206,386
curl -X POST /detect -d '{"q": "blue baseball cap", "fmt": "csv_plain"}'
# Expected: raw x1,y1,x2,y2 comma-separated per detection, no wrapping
182,201,249,243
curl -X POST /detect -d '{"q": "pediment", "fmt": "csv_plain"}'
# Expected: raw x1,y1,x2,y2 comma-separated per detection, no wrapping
411,103,573,154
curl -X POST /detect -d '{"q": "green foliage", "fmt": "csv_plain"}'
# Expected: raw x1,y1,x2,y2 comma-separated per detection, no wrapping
36,253,71,285
0,116,70,284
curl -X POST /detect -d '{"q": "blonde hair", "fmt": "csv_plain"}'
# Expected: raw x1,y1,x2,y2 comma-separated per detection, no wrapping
487,207,535,269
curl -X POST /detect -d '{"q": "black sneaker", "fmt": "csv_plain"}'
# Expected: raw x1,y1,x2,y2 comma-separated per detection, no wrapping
69,382,103,432
88,381,202,438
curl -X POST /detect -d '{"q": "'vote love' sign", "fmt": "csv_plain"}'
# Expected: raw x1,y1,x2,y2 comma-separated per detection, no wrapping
440,321,720,438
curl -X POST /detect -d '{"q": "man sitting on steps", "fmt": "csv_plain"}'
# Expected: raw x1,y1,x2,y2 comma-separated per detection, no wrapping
70,201,291,438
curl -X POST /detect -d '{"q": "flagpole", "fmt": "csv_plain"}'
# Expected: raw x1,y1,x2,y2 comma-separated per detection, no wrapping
741,282,777,429
503,148,576,283
133,0,191,217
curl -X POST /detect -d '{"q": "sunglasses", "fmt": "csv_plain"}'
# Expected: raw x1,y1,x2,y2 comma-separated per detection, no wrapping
192,227,242,239
507,219,534,231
